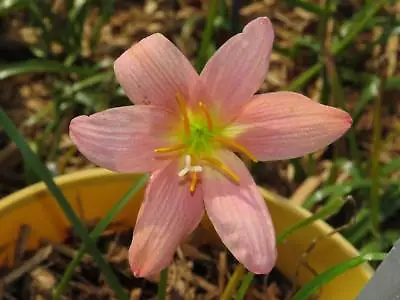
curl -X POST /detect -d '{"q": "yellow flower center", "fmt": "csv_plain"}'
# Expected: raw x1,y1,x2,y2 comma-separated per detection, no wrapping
154,93,256,193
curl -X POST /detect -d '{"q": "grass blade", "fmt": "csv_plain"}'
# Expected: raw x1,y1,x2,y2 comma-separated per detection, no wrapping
195,0,218,71
235,197,346,297
0,109,128,300
53,174,149,299
0,60,89,79
234,272,254,300
277,197,345,244
287,0,387,91
292,253,386,300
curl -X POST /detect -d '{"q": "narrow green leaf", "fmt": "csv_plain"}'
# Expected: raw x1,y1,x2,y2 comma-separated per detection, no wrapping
0,0,24,15
292,253,386,300
195,0,219,72
0,60,89,80
234,273,254,300
303,179,370,209
53,174,149,299
352,76,380,125
221,265,245,300
332,0,387,55
235,197,345,298
70,71,113,93
277,197,345,244
287,0,387,91
385,76,400,89
0,109,128,300
286,0,327,15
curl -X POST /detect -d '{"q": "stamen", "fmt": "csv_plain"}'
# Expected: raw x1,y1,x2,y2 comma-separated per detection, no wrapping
202,156,240,184
176,93,190,137
198,101,213,131
154,143,187,154
190,172,198,193
214,136,258,162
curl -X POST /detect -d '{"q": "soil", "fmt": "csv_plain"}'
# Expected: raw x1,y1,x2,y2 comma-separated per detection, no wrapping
0,224,296,300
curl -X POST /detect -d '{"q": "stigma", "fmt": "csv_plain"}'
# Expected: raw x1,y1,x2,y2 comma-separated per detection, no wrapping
178,155,202,193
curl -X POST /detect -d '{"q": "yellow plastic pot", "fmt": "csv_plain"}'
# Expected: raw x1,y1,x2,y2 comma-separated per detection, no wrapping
0,169,372,298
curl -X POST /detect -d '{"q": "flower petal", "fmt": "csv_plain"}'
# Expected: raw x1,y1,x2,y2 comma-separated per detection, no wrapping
114,33,199,112
69,105,177,173
200,17,274,121
129,159,204,277
230,92,352,161
203,150,276,274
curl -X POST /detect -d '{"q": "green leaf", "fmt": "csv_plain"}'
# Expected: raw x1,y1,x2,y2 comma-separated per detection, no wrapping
195,0,219,72
53,174,149,299
287,0,387,91
286,0,327,15
277,197,345,244
0,0,25,15
303,179,370,209
333,0,388,55
292,253,386,300
352,76,380,125
382,158,400,176
235,198,346,298
0,109,128,300
0,60,90,80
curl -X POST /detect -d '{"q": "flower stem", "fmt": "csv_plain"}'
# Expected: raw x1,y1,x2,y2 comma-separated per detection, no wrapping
235,272,254,300
220,264,245,300
53,174,149,299
157,268,169,300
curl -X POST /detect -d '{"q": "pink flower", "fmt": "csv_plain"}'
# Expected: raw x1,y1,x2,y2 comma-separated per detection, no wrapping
69,17,352,277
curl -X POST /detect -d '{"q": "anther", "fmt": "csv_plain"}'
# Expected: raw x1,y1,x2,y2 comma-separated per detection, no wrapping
202,156,240,184
154,143,186,154
190,172,198,193
198,101,213,131
213,136,258,162
176,93,190,137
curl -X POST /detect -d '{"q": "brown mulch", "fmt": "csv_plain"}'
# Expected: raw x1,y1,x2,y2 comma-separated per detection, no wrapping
0,224,294,300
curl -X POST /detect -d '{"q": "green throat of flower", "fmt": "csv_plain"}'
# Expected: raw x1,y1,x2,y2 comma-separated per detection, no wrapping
154,93,257,193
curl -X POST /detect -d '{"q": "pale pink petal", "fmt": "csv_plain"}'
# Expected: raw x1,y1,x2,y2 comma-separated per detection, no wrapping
199,17,274,122
202,150,276,274
69,105,178,173
114,33,199,112
229,92,352,161
129,160,204,277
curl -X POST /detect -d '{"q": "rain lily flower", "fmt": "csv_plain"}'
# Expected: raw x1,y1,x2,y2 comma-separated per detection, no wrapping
69,17,352,277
